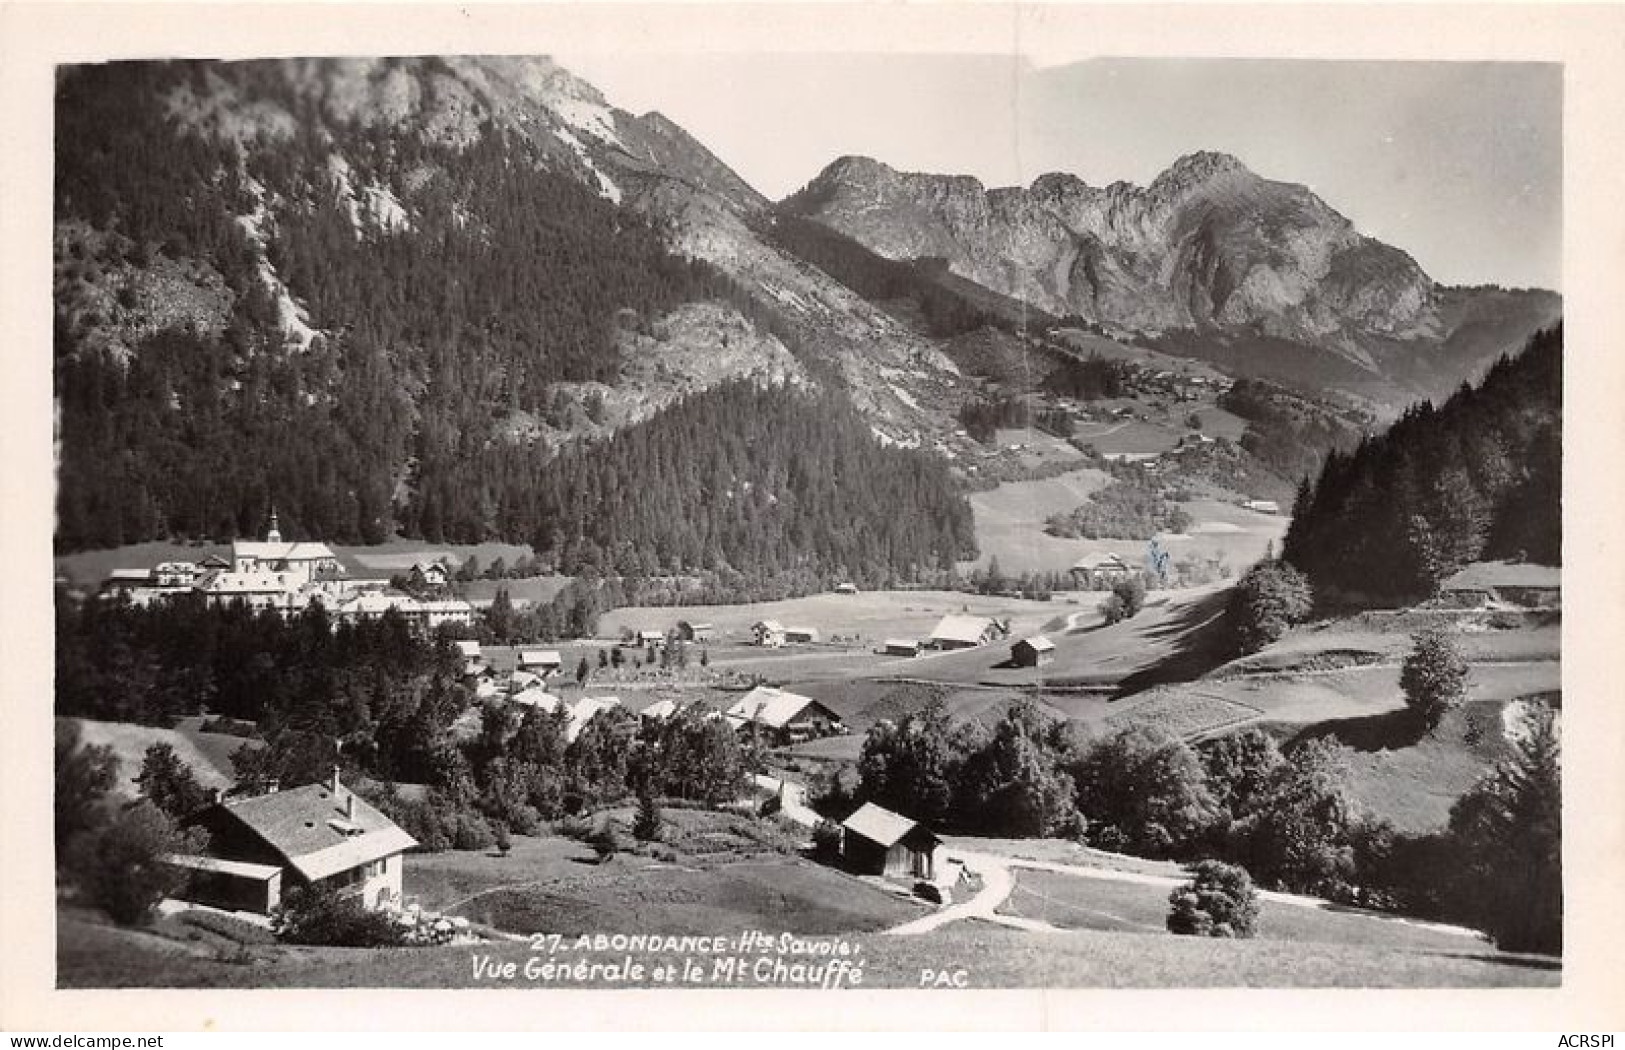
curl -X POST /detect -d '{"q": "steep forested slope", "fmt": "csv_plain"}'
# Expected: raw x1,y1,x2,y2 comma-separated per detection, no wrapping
53,60,973,586
1282,326,1561,605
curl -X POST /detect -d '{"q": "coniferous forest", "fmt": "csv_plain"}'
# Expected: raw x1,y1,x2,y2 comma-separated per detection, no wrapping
53,61,973,591
1282,326,1561,605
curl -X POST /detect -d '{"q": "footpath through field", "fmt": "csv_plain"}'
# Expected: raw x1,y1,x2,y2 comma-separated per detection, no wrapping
750,773,821,828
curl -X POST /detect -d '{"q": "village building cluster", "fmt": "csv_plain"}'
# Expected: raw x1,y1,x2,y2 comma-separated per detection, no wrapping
100,513,474,631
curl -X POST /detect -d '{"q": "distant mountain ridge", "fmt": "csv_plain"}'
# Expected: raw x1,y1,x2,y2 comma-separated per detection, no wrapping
783,152,1560,401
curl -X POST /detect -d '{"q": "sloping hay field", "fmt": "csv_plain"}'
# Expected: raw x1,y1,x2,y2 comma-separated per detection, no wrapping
1286,700,1533,834
999,869,1486,953
65,716,252,795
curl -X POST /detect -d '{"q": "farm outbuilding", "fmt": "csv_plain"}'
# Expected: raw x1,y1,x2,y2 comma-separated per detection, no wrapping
752,620,787,648
1070,553,1134,589
929,614,1000,650
882,639,920,657
1439,561,1561,609
840,802,940,880
783,626,820,644
1011,635,1056,667
675,620,715,642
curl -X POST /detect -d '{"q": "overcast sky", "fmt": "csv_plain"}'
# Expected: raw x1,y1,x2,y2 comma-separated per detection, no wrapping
561,54,1561,292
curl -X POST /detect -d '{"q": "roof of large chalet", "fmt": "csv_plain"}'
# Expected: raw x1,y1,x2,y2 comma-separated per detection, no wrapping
509,686,565,711
338,591,417,615
196,570,294,594
930,614,995,645
519,649,563,666
1441,561,1561,591
232,540,339,563
454,640,483,658
726,686,831,729
842,802,937,848
641,698,679,721
754,620,786,632
219,779,417,883
569,697,624,741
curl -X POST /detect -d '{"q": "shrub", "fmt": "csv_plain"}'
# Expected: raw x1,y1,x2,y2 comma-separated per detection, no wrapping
812,819,844,862
590,823,621,863
1099,593,1128,625
136,742,211,820
556,813,596,841
1227,559,1312,654
1166,860,1260,938
1401,626,1470,730
271,884,404,947
1112,575,1148,618
68,801,188,926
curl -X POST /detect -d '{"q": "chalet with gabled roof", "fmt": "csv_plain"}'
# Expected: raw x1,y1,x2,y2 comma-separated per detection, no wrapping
170,771,416,915
725,686,843,745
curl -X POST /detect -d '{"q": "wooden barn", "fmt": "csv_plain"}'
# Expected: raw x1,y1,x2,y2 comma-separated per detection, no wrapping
841,802,940,880
1010,635,1056,667
675,620,715,642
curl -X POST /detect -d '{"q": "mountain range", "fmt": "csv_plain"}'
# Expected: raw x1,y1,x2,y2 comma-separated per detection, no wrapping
782,152,1559,399
52,56,1560,556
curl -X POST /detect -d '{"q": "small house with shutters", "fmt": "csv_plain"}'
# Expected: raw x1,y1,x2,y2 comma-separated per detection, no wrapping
1011,635,1056,667
725,686,843,745
409,560,449,589
752,620,787,648
841,802,940,880
169,772,416,915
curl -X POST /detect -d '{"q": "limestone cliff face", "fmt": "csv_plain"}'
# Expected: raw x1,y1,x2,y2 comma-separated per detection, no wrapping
784,151,1444,367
